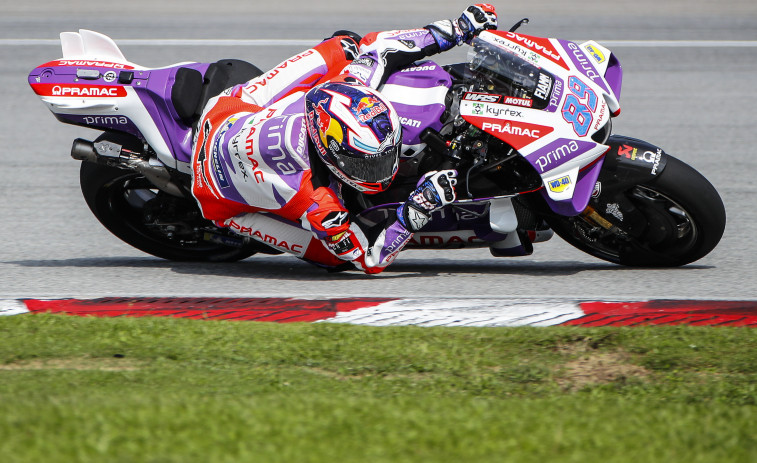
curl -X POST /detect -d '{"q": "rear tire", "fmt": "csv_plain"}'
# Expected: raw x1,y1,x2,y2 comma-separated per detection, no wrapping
79,133,259,262
546,156,725,267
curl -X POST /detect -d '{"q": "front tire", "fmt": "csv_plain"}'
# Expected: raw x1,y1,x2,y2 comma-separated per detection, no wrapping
546,155,725,267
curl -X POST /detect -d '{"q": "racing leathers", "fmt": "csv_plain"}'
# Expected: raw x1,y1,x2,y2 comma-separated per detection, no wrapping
191,6,497,273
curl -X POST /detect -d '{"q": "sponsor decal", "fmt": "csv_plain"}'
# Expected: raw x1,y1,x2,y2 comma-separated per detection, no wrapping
322,211,349,229
340,38,359,60
617,145,663,175
31,83,126,98
605,203,624,221
548,78,564,112
264,120,298,176
355,96,388,123
398,39,416,49
483,104,523,119
81,115,129,126
548,175,572,193
399,116,421,128
532,139,580,173
591,181,602,198
463,92,501,103
407,233,485,247
43,60,134,69
503,96,533,108
394,30,425,40
502,32,569,69
583,44,606,64
565,42,607,89
243,49,315,94
384,228,412,255
534,73,553,101
467,118,553,150
351,57,375,67
211,117,238,189
489,35,540,65
226,220,304,254
102,71,117,83
400,64,438,72
242,123,266,184
229,135,250,183
328,230,357,255
593,101,608,131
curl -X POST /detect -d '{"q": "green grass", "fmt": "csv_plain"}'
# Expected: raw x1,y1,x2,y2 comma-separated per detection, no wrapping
1,314,756,463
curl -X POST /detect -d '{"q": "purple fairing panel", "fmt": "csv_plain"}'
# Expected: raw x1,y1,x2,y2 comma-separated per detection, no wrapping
54,113,144,139
557,39,610,94
541,158,605,216
545,76,565,113
135,63,210,165
604,53,623,102
525,138,598,175
28,63,149,139
382,60,452,145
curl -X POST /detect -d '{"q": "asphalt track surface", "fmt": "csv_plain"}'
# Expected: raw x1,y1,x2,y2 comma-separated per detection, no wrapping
1,0,756,302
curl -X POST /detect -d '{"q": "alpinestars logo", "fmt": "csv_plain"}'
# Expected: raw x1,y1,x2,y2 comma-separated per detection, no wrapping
322,211,349,229
407,206,430,231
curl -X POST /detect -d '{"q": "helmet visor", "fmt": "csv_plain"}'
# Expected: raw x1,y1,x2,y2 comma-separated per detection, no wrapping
332,144,399,184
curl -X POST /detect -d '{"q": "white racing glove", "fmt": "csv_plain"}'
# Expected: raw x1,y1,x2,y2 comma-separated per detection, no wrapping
456,4,498,43
426,4,498,51
397,170,458,232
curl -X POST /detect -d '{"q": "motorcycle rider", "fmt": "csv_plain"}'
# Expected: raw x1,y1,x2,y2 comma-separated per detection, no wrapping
191,5,498,273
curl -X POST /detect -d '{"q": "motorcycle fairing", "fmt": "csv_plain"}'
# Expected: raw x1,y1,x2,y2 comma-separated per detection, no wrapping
378,60,452,155
461,31,622,216
28,29,207,173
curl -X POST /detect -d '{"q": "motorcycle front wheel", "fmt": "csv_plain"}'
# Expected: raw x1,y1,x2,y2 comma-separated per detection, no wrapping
545,155,726,267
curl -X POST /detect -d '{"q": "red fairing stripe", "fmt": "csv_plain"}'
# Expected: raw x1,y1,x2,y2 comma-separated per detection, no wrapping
31,83,127,98
39,60,135,70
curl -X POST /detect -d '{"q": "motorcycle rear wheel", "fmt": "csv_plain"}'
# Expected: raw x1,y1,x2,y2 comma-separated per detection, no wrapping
80,161,260,262
546,155,725,267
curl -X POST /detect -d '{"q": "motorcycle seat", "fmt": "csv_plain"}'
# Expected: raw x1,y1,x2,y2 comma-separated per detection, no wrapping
171,59,264,127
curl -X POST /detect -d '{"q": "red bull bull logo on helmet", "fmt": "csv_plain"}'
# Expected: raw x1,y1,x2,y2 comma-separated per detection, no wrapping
355,96,388,123
314,99,344,146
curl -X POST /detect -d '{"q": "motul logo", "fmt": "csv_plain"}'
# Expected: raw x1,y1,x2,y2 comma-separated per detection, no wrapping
503,96,533,107
31,83,126,98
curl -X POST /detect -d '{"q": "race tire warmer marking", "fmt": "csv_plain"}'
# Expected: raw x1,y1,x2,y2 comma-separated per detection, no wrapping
2,298,757,327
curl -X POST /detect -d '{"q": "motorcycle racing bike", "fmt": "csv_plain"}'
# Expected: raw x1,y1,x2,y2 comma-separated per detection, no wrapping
28,22,725,267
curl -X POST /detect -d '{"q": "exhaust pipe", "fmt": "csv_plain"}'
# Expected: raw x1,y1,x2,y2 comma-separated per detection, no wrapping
71,138,99,162
70,138,185,197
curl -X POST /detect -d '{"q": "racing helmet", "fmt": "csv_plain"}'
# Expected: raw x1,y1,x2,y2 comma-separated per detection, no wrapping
304,82,402,194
